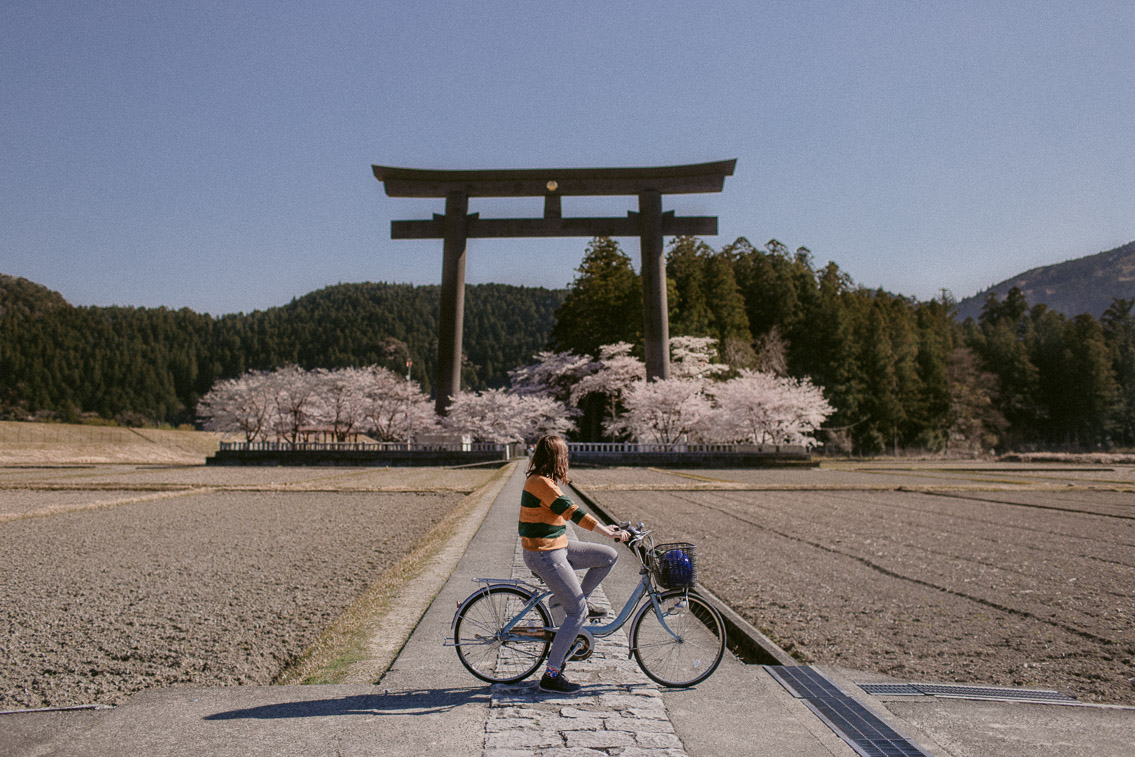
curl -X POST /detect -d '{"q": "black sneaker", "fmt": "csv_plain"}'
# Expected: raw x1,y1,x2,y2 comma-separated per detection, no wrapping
539,671,582,694
587,603,607,619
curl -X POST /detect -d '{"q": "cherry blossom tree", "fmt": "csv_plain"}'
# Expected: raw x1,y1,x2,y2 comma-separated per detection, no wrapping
197,370,273,442
514,394,577,441
198,364,441,445
444,389,575,444
606,377,713,448
669,336,728,380
508,350,592,404
308,367,370,442
703,369,833,447
359,365,438,442
568,342,645,436
265,365,322,444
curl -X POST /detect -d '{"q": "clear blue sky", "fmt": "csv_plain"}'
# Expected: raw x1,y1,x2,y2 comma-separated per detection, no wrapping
3,1,1133,315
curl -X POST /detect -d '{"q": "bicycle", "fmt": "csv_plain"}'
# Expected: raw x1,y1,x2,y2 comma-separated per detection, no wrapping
446,522,726,688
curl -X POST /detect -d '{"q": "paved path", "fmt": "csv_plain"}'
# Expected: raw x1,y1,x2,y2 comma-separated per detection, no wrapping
479,533,688,756
409,463,854,756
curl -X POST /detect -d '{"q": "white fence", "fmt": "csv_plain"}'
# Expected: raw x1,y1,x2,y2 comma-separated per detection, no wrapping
218,440,508,453
215,440,805,457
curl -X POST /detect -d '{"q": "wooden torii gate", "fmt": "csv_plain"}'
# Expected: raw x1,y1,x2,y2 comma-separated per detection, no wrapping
372,159,736,415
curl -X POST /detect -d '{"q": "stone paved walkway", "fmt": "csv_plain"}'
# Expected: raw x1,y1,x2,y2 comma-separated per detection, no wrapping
481,532,689,756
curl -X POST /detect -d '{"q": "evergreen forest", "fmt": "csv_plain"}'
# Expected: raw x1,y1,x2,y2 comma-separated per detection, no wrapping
549,238,1135,453
3,233,1134,454
0,277,564,428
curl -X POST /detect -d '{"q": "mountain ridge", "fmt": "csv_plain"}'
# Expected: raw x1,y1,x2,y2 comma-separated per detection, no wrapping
955,240,1135,320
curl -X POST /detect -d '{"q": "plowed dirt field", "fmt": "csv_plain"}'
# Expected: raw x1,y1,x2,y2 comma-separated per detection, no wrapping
574,462,1135,706
0,465,496,709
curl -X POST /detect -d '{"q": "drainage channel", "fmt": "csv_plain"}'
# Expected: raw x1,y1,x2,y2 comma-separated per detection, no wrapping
859,681,1079,705
766,666,934,757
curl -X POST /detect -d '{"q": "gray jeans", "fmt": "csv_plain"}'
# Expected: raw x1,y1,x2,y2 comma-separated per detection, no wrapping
522,539,618,671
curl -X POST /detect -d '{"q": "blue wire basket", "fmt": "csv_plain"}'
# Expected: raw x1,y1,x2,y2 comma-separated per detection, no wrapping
650,543,698,590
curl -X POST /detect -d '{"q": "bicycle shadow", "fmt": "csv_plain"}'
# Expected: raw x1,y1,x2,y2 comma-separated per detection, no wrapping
202,686,490,721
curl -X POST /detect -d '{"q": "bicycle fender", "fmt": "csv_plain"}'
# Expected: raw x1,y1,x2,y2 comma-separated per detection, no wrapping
451,585,493,632
450,582,542,632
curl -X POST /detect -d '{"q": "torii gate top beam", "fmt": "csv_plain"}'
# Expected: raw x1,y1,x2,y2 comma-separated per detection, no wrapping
372,159,736,198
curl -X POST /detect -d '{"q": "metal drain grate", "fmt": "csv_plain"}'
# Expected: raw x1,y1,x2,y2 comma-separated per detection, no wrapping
857,683,923,697
858,682,1078,705
766,667,932,757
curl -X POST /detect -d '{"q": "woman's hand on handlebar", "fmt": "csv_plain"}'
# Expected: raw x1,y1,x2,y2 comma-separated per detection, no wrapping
595,523,630,543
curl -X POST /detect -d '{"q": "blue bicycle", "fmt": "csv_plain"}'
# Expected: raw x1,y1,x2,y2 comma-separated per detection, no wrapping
448,522,726,687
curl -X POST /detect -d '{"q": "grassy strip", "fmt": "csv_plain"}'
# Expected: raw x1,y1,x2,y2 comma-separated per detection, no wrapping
574,482,1114,493
0,482,482,494
274,461,516,686
0,488,216,524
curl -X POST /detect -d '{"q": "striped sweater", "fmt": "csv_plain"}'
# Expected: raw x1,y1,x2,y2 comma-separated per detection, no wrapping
518,475,599,551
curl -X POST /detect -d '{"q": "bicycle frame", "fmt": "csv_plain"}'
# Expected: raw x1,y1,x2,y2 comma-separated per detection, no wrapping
449,540,686,647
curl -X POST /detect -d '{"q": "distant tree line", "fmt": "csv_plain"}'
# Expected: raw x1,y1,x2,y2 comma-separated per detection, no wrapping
963,288,1135,449
4,234,1134,453
549,237,1135,453
0,280,564,427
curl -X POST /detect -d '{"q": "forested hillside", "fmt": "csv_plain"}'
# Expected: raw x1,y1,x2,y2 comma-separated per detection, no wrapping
547,237,1135,452
0,278,564,427
0,275,68,319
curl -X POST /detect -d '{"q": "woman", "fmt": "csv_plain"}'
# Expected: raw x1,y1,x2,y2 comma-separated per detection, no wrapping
520,434,627,694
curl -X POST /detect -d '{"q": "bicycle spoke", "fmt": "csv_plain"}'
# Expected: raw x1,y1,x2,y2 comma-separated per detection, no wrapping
632,591,725,687
454,587,550,684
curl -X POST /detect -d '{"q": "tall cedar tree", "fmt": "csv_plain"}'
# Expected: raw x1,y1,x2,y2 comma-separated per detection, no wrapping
1102,299,1135,442
549,237,642,356
666,236,713,337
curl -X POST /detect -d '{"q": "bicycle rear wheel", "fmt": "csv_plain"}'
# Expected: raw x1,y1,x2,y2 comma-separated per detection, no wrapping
453,586,551,684
630,590,725,687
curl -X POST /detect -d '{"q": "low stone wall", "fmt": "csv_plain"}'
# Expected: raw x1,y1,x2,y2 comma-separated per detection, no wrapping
568,450,813,468
205,448,507,467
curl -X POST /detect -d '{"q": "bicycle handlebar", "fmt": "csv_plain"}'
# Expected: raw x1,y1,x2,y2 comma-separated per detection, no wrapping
616,521,652,553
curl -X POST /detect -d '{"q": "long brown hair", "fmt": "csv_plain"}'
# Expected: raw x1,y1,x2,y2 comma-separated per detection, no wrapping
527,435,570,483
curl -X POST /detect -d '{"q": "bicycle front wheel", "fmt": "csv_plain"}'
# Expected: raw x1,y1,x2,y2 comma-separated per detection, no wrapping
453,586,550,684
630,590,725,687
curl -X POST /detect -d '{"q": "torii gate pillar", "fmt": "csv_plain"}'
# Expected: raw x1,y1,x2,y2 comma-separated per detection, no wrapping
373,160,735,415
437,191,469,411
638,189,669,381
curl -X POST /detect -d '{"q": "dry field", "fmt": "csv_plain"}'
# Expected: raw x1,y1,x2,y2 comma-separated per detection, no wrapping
0,464,497,710
0,421,227,465
574,462,1135,706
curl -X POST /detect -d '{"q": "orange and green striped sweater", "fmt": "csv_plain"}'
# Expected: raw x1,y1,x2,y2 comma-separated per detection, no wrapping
519,475,599,551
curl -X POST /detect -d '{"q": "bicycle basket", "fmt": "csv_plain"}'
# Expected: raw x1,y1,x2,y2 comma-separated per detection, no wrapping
650,543,698,590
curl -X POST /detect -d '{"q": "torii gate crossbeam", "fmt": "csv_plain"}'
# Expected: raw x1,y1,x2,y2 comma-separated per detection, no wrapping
372,159,736,416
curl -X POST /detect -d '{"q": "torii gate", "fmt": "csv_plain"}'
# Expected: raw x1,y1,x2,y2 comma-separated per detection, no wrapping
372,159,736,415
